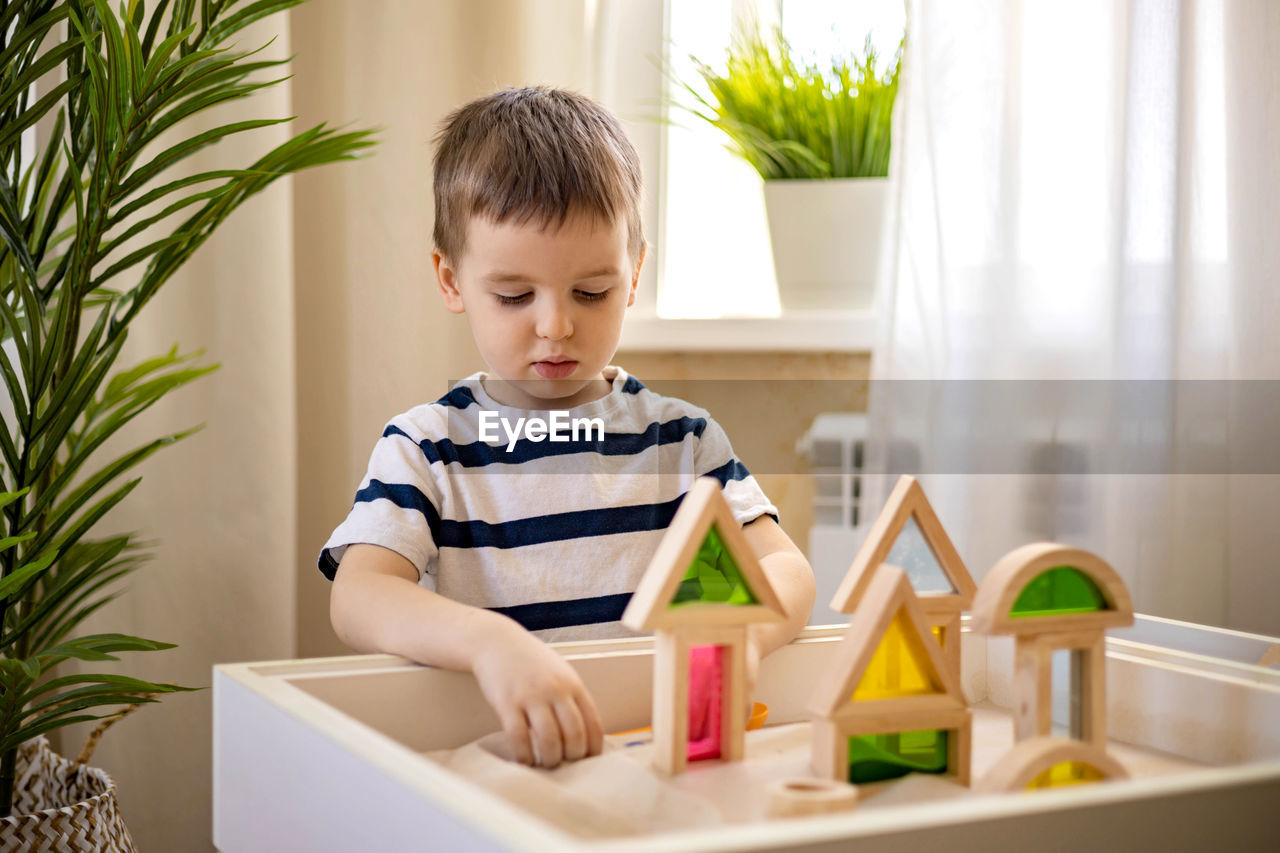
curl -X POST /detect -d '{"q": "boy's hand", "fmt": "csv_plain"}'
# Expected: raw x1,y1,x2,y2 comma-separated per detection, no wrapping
471,623,604,769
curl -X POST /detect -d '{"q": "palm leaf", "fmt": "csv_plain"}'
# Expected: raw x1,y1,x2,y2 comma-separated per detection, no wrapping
1,0,375,817
3,535,139,651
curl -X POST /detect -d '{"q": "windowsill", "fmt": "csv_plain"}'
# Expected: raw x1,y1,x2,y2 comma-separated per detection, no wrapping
617,310,877,353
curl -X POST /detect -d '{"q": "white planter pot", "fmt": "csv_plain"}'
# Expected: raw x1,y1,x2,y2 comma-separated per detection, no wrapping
763,177,889,313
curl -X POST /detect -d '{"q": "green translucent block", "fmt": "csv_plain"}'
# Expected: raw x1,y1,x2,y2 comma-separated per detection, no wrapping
1010,566,1109,617
847,729,949,784
669,525,758,607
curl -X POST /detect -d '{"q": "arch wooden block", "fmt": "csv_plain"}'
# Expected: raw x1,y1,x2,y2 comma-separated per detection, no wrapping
973,543,1134,748
976,736,1129,794
970,543,1135,636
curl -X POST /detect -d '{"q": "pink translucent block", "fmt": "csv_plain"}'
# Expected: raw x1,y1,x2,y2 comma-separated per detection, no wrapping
687,644,724,761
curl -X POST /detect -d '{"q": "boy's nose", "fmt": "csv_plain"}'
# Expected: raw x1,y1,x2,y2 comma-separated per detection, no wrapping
535,301,573,340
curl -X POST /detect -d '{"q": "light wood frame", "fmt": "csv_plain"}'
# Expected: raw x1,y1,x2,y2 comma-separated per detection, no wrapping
622,477,787,775
809,565,972,786
1011,631,1109,746
830,475,976,614
969,542,1135,636
921,606,964,684
810,705,973,787
975,736,1129,794
973,543,1134,749
829,476,976,671
651,625,749,775
621,476,786,632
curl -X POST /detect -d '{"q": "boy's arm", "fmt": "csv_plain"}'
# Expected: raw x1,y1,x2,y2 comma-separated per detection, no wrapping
741,515,817,659
330,543,603,768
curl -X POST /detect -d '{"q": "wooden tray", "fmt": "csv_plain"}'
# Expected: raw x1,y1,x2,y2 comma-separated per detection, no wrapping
213,619,1280,851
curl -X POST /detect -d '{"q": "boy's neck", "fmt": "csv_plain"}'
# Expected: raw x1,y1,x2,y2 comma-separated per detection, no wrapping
479,372,615,411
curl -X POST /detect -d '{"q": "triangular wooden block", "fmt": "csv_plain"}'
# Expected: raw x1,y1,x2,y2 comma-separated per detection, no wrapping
810,564,965,720
622,477,787,631
831,475,976,615
852,610,946,701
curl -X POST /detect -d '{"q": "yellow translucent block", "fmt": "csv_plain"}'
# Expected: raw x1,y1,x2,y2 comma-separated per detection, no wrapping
853,610,944,700
1027,761,1106,789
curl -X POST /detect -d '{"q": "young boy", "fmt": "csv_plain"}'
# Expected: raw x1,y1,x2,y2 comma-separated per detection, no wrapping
322,86,815,770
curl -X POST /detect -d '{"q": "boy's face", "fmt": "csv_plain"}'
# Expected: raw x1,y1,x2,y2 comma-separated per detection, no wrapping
433,211,645,410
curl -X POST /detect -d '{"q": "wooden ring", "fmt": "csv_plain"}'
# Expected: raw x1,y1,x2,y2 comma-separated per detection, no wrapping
767,777,859,818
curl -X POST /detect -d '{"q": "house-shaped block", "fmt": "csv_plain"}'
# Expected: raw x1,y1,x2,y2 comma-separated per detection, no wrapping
831,475,977,675
809,563,972,786
970,542,1134,748
622,476,787,775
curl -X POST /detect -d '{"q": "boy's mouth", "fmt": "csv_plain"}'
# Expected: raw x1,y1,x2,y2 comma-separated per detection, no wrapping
533,360,578,379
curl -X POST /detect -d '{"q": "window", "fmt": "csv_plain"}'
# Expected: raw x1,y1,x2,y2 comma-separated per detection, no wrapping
659,0,907,319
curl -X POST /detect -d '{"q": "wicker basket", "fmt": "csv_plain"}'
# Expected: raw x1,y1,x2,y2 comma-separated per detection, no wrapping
0,726,136,852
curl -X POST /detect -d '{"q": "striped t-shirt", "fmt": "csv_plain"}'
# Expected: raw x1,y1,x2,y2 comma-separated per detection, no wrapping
319,365,777,641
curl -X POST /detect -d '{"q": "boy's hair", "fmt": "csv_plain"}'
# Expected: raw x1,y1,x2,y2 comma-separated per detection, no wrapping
432,86,645,264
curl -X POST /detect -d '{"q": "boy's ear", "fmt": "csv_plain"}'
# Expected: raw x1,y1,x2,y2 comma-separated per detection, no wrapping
433,250,466,314
627,242,647,308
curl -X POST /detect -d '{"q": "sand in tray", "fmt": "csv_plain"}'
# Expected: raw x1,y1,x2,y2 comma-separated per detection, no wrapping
422,705,1205,841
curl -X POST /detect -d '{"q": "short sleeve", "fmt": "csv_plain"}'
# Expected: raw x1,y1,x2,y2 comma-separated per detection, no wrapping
318,419,443,582
692,414,779,526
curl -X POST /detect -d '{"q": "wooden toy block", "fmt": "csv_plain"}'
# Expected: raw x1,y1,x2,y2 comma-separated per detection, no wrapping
924,611,963,682
1013,636,1053,741
766,778,859,818
651,631,688,776
830,475,976,613
622,477,786,633
811,567,963,716
969,543,1135,636
809,564,972,786
972,543,1134,750
810,718,845,780
975,736,1129,794
621,476,788,775
831,476,977,670
1077,635,1107,747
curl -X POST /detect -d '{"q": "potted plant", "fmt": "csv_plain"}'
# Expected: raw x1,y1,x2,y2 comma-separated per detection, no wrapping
677,27,902,312
0,0,373,846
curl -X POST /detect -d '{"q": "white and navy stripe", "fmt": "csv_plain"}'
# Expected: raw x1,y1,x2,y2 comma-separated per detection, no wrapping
319,366,777,641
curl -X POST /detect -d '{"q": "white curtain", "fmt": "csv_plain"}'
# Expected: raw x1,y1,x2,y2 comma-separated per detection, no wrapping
869,0,1280,635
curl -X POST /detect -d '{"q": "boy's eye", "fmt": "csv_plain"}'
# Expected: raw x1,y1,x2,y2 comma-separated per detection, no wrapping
495,293,530,305
576,290,609,302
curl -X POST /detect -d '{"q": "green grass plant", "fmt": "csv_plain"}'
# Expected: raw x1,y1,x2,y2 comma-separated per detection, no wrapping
677,27,901,180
